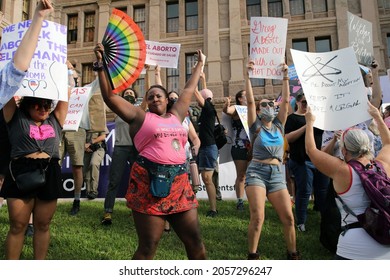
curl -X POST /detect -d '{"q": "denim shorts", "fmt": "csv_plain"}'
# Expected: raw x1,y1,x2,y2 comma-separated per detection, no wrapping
245,161,287,193
197,144,218,171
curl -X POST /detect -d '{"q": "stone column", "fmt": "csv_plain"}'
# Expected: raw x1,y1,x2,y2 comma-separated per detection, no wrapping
97,0,111,42
360,0,383,66
305,0,313,20
228,0,245,96
149,0,160,41
147,0,161,86
283,0,290,18
204,0,222,96
335,0,349,49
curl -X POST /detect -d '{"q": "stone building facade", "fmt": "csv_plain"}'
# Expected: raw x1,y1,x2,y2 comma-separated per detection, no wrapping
2,0,390,109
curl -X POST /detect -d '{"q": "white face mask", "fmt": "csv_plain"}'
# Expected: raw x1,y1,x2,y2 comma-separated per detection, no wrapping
260,107,275,122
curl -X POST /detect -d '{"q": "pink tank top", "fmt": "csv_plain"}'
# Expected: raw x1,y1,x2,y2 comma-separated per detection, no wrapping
134,112,188,164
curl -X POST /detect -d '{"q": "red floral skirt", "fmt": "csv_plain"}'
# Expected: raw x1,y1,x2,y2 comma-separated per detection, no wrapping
125,162,198,215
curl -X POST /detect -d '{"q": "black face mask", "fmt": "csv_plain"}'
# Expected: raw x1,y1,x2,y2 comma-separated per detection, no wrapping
124,95,136,104
168,98,177,107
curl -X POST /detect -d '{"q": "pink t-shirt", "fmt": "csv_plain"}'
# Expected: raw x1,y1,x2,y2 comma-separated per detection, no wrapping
385,116,390,129
134,112,188,164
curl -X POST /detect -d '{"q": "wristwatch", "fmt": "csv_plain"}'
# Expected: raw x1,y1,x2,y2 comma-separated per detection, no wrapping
92,61,104,72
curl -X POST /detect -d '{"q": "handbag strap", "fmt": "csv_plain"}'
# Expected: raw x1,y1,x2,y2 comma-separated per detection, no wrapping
213,108,221,124
9,161,16,181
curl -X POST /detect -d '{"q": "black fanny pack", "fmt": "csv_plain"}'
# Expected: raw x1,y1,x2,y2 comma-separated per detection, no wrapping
137,156,187,198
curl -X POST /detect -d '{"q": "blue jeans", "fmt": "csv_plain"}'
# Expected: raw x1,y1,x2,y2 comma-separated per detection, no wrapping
104,145,138,213
288,159,329,225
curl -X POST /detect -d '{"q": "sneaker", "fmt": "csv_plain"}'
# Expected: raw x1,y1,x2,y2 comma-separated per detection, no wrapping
101,213,112,225
70,200,80,216
247,252,260,260
25,224,34,237
297,224,306,232
206,210,218,218
287,250,301,260
236,201,244,211
87,192,97,200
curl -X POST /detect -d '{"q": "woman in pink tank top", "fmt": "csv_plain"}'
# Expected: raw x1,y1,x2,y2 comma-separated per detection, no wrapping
93,44,206,260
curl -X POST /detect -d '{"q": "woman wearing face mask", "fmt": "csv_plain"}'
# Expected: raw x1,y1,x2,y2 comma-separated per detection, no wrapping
101,87,139,225
285,92,329,233
245,61,299,260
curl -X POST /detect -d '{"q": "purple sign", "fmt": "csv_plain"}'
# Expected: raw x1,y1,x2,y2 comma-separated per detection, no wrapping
59,122,131,198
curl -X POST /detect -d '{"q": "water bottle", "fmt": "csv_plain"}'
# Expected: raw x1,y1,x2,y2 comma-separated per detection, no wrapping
189,147,201,187
190,159,201,187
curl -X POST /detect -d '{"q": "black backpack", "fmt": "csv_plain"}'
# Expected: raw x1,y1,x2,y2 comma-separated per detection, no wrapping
319,182,341,254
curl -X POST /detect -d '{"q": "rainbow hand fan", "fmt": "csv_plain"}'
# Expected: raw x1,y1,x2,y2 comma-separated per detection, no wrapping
101,9,146,94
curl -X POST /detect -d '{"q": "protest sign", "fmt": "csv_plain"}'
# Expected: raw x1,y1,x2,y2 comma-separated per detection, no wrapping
235,105,249,139
63,86,92,131
348,12,373,66
249,17,288,79
291,47,371,130
288,64,298,79
380,75,390,103
287,64,303,97
0,20,68,108
145,40,180,68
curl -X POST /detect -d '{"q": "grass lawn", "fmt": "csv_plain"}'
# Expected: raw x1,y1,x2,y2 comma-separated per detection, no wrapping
0,199,333,260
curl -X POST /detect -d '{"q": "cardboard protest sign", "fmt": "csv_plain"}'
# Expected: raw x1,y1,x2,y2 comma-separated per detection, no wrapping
145,40,181,68
291,47,371,131
348,12,373,66
0,20,68,108
249,17,288,79
63,87,92,131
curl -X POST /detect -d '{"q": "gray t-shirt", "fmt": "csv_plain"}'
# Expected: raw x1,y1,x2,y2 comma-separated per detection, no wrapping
114,115,133,146
250,117,284,162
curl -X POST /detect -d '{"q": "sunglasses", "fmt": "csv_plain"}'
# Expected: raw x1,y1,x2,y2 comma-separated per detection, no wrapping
300,100,307,105
34,103,51,111
260,101,274,108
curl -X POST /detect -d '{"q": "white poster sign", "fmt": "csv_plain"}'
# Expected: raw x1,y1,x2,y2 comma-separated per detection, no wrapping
249,17,288,79
145,40,181,68
235,105,249,139
291,47,370,130
0,20,68,108
63,87,92,131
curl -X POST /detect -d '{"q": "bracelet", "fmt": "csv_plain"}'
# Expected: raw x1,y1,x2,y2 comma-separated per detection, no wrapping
283,76,289,80
92,61,104,72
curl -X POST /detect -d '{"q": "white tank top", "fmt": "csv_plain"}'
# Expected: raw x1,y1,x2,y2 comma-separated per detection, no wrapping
336,165,390,259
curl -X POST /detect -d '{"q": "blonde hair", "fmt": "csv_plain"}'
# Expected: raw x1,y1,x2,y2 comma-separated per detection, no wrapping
340,129,373,160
